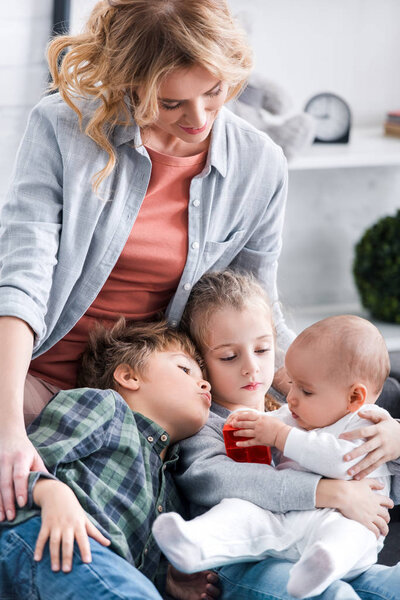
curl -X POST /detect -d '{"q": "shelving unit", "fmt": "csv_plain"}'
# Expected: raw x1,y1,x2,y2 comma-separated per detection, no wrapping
289,127,400,171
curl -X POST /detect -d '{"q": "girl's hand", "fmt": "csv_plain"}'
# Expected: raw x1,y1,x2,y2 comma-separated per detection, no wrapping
0,430,47,522
317,478,393,538
339,410,400,479
33,479,110,572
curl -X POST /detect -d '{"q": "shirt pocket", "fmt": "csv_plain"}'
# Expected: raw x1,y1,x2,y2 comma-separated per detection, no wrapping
202,229,246,271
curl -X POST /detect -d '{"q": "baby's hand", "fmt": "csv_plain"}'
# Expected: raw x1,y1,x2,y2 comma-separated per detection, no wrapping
228,412,284,449
33,479,110,572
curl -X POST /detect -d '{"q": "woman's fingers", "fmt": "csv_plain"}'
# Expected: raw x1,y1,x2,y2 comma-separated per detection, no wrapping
346,448,385,478
374,515,389,537
340,424,378,442
357,410,389,424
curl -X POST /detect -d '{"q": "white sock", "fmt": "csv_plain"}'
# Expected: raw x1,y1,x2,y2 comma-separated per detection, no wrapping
152,512,204,573
287,542,336,599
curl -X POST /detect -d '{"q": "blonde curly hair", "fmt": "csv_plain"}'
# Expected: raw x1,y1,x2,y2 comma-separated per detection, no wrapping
47,0,253,193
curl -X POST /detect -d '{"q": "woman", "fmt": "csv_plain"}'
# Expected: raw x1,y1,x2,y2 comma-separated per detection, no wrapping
0,1,399,597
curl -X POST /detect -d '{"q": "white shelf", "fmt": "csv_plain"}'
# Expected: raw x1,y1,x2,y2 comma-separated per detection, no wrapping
286,303,400,352
289,127,400,171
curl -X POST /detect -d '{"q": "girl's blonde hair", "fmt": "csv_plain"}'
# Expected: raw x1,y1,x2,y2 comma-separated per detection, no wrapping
180,270,273,350
47,0,253,193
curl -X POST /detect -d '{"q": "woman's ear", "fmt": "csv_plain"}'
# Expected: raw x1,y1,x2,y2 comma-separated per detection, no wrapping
347,383,367,412
113,364,140,391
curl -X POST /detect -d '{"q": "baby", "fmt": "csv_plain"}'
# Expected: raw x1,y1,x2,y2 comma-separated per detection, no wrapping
153,271,394,599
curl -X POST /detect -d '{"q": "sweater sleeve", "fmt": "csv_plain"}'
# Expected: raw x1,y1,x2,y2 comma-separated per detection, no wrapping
175,415,320,514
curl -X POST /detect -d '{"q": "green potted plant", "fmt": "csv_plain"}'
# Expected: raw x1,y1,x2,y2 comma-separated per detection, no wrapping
353,210,400,323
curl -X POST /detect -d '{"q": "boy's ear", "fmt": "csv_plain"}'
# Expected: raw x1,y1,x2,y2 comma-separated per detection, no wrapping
347,383,367,412
113,364,140,391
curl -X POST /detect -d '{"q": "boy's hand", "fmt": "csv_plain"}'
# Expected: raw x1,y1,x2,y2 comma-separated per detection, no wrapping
229,412,291,451
33,479,110,572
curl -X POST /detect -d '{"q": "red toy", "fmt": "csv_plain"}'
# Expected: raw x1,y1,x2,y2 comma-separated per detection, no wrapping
223,422,272,464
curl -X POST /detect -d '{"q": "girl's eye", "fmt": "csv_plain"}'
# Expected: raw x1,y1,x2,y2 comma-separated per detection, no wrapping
178,365,190,374
302,390,312,396
220,355,236,362
255,348,270,354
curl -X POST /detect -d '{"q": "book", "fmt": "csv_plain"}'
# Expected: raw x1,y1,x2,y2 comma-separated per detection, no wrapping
384,122,400,138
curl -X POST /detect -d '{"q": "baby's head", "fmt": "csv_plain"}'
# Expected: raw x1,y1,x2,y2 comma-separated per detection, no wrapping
78,318,211,443
285,315,390,430
181,270,275,412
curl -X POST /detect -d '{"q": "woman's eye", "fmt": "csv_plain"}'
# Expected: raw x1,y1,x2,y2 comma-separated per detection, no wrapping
302,390,312,396
178,365,190,374
161,102,182,111
206,87,222,98
220,355,236,362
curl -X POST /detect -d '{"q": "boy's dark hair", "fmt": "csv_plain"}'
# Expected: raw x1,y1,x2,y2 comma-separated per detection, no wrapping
77,317,200,390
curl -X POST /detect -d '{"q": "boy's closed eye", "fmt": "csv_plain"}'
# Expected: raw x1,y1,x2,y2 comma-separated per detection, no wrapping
178,365,191,374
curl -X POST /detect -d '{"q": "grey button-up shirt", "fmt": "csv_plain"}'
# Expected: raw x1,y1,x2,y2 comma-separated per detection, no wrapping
0,93,294,360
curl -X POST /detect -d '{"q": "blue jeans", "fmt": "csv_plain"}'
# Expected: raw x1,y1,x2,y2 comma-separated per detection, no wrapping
218,558,400,599
0,517,163,600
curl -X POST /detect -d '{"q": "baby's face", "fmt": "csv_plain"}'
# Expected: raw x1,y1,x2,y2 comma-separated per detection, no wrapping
202,307,275,412
285,343,351,430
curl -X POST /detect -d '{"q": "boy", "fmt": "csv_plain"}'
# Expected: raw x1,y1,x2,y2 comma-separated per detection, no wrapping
0,318,211,599
152,271,400,599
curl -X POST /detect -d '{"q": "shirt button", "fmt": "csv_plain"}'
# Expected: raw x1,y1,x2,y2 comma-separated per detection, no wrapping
162,464,167,471
157,505,163,513
161,434,168,442
147,436,154,443
183,283,191,291
144,547,148,555
191,241,199,250
193,199,200,207
170,320,177,327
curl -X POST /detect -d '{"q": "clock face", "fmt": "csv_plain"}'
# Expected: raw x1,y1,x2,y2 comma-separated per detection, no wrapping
304,93,351,143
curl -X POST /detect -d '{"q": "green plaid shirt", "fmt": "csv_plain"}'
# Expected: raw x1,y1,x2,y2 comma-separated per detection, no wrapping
18,388,185,589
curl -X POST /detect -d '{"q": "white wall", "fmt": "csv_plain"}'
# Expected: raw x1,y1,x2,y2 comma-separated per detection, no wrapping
0,0,52,204
228,0,400,127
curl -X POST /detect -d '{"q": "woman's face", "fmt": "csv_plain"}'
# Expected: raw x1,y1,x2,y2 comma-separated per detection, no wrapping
146,65,229,152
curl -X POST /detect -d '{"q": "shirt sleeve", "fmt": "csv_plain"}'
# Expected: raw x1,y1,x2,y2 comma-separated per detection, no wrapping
27,388,117,474
229,149,296,365
175,418,320,514
0,99,63,343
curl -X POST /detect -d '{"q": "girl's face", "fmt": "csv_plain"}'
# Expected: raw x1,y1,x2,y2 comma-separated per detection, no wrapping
145,64,229,154
202,306,275,412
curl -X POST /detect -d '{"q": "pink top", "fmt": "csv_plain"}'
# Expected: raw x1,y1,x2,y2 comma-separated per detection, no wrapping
30,147,207,388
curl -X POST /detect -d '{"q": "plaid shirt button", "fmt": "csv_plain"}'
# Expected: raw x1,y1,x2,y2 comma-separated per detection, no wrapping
147,436,154,443
160,434,168,442
157,505,163,513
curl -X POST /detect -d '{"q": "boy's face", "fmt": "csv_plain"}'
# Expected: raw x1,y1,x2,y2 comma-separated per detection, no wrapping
285,343,353,430
202,307,275,412
135,348,211,443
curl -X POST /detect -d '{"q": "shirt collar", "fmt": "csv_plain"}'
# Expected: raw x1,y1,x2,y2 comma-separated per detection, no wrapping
112,106,228,177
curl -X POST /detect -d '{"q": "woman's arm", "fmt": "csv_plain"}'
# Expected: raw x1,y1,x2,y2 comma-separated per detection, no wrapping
0,316,47,521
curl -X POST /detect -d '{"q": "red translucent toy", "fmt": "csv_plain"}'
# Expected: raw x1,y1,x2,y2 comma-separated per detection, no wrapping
223,422,272,464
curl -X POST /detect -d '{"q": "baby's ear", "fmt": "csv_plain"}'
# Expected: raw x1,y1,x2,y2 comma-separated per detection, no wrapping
348,383,367,412
113,364,140,391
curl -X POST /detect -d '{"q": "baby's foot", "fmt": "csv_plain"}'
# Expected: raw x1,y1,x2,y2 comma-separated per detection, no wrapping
287,542,336,599
152,512,203,573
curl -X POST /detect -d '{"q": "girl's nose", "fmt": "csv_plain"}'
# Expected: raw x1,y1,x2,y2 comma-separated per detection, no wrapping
241,357,259,377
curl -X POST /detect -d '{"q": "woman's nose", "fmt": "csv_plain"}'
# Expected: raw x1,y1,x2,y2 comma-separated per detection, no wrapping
185,100,207,128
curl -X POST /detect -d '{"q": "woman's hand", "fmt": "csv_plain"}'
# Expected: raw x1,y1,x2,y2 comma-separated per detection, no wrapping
316,478,393,538
0,430,47,522
166,565,220,600
33,479,110,572
339,410,400,479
